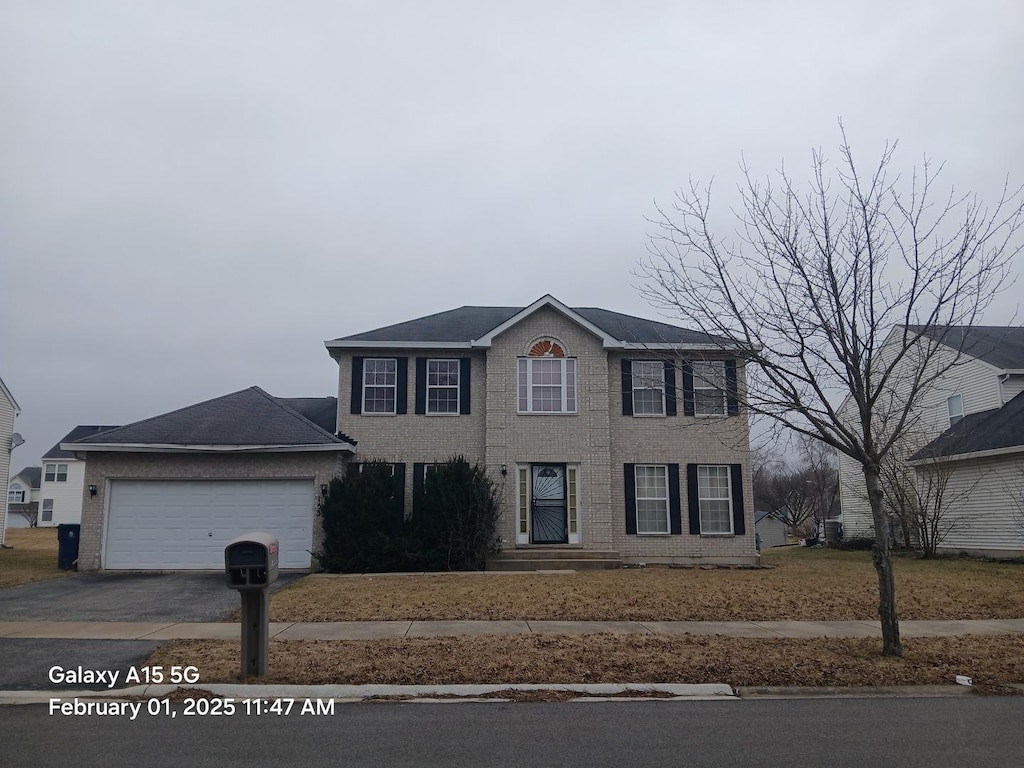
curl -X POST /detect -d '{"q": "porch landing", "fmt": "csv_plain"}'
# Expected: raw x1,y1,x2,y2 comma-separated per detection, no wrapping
486,548,622,571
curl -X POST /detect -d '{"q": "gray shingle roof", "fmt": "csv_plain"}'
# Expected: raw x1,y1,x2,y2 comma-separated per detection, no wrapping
330,303,728,346
43,426,120,459
12,466,42,488
911,390,1024,459
912,326,1024,370
70,388,350,448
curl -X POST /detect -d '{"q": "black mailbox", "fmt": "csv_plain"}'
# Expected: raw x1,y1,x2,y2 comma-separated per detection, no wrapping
225,532,279,589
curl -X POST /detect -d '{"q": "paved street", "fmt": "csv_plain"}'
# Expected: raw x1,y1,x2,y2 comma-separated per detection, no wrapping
2,697,1023,767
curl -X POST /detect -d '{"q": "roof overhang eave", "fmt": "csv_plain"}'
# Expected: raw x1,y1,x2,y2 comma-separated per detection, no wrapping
61,442,355,455
907,443,1024,466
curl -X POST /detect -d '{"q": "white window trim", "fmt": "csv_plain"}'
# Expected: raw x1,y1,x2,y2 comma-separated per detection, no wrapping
698,464,734,535
632,360,666,417
41,498,54,522
517,358,578,414
8,490,25,504
44,463,68,482
947,393,964,427
362,358,398,415
426,358,460,416
635,464,671,535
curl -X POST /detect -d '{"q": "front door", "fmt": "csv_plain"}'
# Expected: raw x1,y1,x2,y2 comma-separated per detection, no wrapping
531,464,567,544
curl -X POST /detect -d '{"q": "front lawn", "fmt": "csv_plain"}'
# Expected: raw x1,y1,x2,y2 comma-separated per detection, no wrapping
266,548,1024,622
148,633,1024,690
0,528,71,589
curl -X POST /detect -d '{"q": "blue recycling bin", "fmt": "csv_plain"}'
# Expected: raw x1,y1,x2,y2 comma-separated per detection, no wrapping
57,524,81,570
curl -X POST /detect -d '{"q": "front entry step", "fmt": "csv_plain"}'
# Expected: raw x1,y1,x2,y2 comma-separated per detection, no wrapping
487,549,622,571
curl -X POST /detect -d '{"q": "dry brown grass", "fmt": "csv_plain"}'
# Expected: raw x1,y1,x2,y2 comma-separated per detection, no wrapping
0,528,70,589
268,548,1024,622
148,633,1024,689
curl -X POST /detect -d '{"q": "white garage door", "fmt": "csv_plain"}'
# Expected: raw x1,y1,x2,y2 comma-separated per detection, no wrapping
105,479,314,570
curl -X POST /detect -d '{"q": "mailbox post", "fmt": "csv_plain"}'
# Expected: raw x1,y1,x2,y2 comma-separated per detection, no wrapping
224,532,279,680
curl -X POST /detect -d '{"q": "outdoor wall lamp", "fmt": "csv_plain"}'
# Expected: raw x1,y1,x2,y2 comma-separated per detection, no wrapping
320,483,329,496
88,484,97,497
500,464,507,476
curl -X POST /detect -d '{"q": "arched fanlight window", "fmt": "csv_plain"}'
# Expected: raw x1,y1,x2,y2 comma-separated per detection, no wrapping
528,339,567,358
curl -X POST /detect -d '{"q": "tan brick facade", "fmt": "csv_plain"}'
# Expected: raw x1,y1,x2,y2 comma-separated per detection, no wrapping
333,305,756,565
78,452,341,571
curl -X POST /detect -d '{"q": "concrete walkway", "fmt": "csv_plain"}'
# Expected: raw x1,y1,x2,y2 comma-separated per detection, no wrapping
2,618,1023,641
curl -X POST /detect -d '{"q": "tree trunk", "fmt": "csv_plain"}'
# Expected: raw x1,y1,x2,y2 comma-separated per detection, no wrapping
864,465,902,656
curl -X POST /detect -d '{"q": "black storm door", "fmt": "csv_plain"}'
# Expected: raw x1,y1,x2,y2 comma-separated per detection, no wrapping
531,464,568,544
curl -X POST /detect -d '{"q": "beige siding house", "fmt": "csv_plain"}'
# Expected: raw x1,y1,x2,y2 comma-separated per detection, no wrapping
326,295,757,567
839,326,1024,555
0,376,20,545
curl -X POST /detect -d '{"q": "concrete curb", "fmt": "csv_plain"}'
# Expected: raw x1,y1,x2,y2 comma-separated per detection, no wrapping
3,682,1008,705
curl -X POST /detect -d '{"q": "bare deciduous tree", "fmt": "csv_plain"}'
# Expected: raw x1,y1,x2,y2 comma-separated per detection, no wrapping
638,127,1023,656
754,435,838,538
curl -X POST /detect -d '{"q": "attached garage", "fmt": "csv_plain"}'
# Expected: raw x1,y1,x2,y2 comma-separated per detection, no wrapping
64,387,355,572
105,479,315,569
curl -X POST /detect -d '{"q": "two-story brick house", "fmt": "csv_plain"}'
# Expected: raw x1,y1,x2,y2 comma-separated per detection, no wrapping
326,295,757,566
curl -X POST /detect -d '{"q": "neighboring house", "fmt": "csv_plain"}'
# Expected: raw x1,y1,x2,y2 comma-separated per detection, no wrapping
38,426,119,527
325,294,756,567
838,326,1024,556
6,465,42,528
906,389,1024,556
754,511,788,549
66,388,354,571
0,376,21,546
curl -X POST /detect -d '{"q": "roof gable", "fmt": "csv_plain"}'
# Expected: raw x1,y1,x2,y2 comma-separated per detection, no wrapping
66,388,352,452
0,376,19,414
12,466,42,488
326,295,733,351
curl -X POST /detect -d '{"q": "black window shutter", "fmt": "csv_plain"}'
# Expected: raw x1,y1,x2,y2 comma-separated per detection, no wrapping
623,464,637,535
350,357,364,414
730,463,746,535
668,464,682,534
459,358,471,415
396,358,408,414
664,362,677,416
412,462,425,516
681,361,695,416
725,359,739,416
392,462,406,523
415,357,427,414
686,463,700,534
621,360,633,416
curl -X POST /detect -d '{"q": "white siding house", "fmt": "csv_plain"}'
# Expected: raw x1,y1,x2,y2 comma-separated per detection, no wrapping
838,326,1024,555
0,376,21,545
38,426,118,527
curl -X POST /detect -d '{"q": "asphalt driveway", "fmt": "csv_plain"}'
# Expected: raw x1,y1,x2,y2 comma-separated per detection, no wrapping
0,572,302,622
0,572,302,690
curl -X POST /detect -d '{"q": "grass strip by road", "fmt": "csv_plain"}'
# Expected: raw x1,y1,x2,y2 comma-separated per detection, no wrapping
148,633,1024,690
268,549,1024,622
0,529,71,589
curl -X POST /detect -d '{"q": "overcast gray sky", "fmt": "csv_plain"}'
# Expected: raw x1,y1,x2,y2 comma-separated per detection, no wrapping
2,0,1022,467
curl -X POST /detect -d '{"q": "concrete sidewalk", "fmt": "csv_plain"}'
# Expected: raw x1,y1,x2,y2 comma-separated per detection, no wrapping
2,618,1023,641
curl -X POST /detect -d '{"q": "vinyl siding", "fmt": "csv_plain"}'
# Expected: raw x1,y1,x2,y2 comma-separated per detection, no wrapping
38,459,87,526
0,391,15,543
838,331,1006,541
917,454,1024,555
1001,374,1024,404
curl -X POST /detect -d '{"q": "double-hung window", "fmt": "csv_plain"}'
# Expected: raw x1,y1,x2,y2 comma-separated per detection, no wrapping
362,358,398,414
632,361,666,415
427,359,460,414
634,465,670,534
44,463,68,482
518,358,577,413
693,361,727,416
8,489,25,504
698,465,733,534
41,499,54,522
